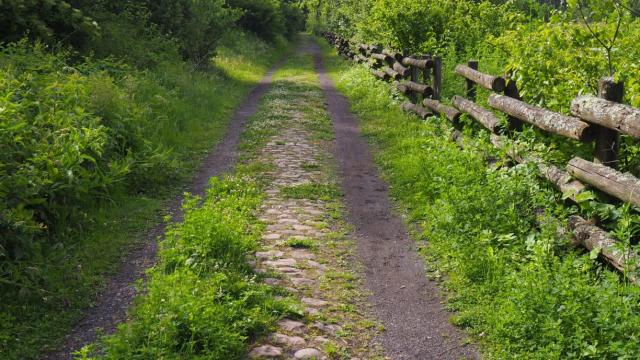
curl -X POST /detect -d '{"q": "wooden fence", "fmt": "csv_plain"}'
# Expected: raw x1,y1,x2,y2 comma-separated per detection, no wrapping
323,32,640,282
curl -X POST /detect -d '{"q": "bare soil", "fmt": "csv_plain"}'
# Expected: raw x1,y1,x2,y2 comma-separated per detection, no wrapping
43,61,283,360
312,42,479,359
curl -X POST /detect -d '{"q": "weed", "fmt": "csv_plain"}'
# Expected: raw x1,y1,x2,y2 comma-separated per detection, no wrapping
286,237,318,249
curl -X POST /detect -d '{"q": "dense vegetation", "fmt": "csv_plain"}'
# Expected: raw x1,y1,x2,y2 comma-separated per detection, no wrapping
0,1,303,358
316,0,640,358
321,41,640,360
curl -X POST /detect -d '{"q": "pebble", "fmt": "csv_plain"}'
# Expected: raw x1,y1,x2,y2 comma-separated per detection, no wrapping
294,348,322,359
272,333,306,347
248,345,282,358
278,319,305,333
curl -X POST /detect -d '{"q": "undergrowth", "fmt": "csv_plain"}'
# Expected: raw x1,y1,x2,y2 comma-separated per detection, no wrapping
77,173,299,359
0,32,288,360
321,40,640,360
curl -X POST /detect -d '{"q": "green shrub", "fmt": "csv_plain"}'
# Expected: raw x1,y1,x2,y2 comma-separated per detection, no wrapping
91,177,296,359
324,50,640,359
0,0,99,47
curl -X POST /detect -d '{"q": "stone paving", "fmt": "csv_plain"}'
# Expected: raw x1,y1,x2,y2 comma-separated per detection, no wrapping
246,75,385,359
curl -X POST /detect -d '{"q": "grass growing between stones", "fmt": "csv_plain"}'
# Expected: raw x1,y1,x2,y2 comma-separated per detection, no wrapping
280,183,342,201
237,39,386,359
319,38,640,359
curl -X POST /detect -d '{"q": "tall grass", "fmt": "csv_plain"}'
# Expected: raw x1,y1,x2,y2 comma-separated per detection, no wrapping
321,40,640,359
0,31,288,360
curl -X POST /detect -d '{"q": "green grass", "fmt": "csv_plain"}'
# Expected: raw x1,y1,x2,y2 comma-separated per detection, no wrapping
319,38,640,359
280,183,342,201
0,34,290,360
78,173,300,360
286,237,318,249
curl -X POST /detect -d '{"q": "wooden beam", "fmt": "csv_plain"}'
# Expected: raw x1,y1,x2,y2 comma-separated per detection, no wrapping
371,69,390,81
567,157,640,206
392,62,410,77
423,98,461,123
402,81,433,96
452,95,501,133
571,96,640,137
455,64,506,92
488,94,591,141
401,102,432,119
382,67,401,80
569,215,638,281
402,57,434,69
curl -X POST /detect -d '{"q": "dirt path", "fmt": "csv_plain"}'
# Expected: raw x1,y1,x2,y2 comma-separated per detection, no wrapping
44,57,285,360
312,42,478,359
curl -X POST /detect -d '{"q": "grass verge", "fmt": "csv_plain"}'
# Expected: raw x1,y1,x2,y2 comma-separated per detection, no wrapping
319,38,640,359
0,34,289,360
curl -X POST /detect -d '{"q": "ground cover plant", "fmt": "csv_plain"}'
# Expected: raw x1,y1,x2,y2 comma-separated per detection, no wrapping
76,172,299,359
320,39,640,359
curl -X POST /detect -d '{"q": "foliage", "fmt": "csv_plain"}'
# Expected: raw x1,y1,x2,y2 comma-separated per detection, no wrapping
228,0,305,41
322,45,640,359
0,0,99,47
0,31,287,359
83,176,297,359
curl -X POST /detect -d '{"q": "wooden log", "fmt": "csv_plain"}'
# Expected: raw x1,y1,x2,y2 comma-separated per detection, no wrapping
567,157,640,206
392,62,410,77
383,67,401,80
452,95,501,133
571,96,640,138
401,102,431,119
382,49,403,62
402,81,433,96
455,64,506,92
371,69,390,81
490,135,586,202
432,56,442,100
371,53,390,62
394,81,409,94
568,215,638,280
465,60,479,101
402,57,434,69
423,98,461,123
488,94,591,141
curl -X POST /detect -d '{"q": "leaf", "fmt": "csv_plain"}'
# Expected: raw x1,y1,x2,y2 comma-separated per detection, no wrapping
590,246,602,260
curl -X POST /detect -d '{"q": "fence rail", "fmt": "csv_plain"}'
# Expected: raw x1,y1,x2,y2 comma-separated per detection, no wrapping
323,32,640,282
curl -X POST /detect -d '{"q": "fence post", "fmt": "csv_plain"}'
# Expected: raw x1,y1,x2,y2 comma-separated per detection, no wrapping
466,60,479,101
410,56,419,104
432,56,442,100
504,71,523,131
594,77,623,168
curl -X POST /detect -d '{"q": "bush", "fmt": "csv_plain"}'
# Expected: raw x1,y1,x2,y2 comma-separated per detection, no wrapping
228,0,305,41
0,0,99,47
91,177,296,359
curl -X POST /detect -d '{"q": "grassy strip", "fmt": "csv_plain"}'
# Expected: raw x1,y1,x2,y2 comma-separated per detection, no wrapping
78,169,298,359
320,40,640,359
0,34,289,360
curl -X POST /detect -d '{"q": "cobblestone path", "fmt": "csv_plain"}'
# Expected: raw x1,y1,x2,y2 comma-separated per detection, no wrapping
245,46,386,359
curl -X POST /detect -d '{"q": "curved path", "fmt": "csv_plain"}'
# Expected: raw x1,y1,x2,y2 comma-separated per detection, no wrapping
313,41,478,359
45,56,286,360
